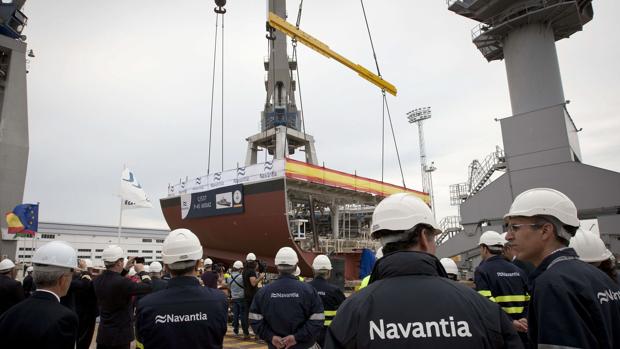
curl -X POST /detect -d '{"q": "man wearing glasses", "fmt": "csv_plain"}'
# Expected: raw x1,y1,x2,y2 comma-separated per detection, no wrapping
504,188,620,348
0,241,79,348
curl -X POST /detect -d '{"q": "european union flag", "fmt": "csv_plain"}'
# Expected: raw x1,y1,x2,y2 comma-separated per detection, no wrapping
5,203,39,236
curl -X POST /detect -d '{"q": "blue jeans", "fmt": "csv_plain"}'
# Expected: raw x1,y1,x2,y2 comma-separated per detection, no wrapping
232,298,249,335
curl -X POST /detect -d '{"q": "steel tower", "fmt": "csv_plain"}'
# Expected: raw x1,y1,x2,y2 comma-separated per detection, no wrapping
440,0,620,259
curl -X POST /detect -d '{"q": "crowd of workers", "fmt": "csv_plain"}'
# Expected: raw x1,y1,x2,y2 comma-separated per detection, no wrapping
0,187,619,348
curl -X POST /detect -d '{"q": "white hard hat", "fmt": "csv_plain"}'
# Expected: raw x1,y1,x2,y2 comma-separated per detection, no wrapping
84,259,94,269
375,247,384,259
371,193,437,244
504,188,579,227
479,231,506,247
275,247,298,266
128,266,136,276
149,261,163,273
440,258,458,275
143,265,150,273
246,253,257,261
162,228,203,265
32,241,77,269
102,245,124,262
312,255,332,270
0,258,16,272
26,266,34,273
294,266,301,276
204,258,213,266
569,229,613,263
233,260,243,269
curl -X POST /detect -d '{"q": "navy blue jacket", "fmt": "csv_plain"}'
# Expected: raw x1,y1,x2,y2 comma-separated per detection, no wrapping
528,248,620,348
0,274,24,316
151,277,168,292
475,255,530,320
325,251,522,349
0,291,78,349
308,276,346,347
250,273,324,349
135,276,228,349
93,269,152,346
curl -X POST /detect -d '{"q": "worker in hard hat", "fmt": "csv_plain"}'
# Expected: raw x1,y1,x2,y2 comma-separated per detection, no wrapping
243,251,265,339
22,265,35,297
0,258,24,316
294,266,305,281
249,246,324,349
74,258,99,349
358,247,383,290
440,258,459,281
475,231,530,345
148,261,168,292
326,193,521,348
570,228,618,284
135,228,228,349
226,260,249,338
201,257,218,288
504,188,620,348
93,245,152,349
0,241,79,348
500,232,535,276
308,254,346,348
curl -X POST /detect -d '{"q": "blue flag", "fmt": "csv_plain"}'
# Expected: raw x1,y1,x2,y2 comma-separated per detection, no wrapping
5,203,39,236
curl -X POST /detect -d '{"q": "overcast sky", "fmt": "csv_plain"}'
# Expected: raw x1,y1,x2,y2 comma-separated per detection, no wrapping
21,1,620,230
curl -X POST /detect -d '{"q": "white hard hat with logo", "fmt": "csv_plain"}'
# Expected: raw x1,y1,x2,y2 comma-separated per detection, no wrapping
246,253,257,261
149,261,163,273
479,231,506,247
569,229,613,263
233,260,243,269
312,255,332,270
275,247,298,266
204,258,213,266
162,228,203,265
371,193,437,245
504,188,580,227
440,258,458,275
102,245,125,262
32,241,77,269
0,258,16,272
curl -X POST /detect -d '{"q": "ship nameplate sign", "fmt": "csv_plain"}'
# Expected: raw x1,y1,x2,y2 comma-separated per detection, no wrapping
181,184,244,219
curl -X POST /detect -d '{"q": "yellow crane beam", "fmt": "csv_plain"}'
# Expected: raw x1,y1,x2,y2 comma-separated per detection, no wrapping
268,12,397,96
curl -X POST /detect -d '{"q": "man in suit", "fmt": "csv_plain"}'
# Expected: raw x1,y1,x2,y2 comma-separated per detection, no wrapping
0,241,79,349
22,265,35,297
0,258,24,315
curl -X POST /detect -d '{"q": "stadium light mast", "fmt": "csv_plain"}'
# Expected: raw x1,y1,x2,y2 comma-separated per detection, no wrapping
407,107,436,220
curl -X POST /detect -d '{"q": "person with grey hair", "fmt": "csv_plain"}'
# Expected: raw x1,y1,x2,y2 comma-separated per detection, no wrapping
504,188,620,348
249,246,324,349
135,228,227,349
0,241,79,348
0,258,24,315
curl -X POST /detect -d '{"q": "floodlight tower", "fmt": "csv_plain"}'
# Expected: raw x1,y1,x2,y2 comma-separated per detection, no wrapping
440,0,620,259
407,107,436,219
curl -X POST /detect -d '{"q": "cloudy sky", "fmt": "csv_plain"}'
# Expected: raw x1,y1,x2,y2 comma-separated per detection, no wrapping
22,1,620,230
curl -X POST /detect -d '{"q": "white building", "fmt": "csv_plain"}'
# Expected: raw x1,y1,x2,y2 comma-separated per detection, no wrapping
12,222,169,266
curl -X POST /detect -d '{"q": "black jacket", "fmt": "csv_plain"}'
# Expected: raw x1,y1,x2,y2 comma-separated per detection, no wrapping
22,273,35,297
308,276,346,347
135,276,228,349
151,277,168,292
250,274,325,349
93,269,152,346
0,290,78,349
325,251,522,349
75,272,98,349
0,273,24,315
475,255,530,320
527,247,620,348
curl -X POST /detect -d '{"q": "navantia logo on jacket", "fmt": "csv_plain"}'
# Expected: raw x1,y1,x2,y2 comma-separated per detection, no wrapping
369,317,472,340
154,312,208,324
597,289,620,304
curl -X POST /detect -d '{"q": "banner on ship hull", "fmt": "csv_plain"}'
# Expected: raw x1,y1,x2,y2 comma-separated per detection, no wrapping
181,184,244,219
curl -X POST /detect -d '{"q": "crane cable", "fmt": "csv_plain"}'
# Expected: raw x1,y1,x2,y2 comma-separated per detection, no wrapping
207,5,226,174
292,0,308,144
359,0,406,188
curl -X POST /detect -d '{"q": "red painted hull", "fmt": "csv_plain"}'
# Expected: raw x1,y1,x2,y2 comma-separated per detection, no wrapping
161,178,362,279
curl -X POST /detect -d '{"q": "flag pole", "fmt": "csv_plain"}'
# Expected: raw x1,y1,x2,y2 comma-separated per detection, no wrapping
117,196,124,244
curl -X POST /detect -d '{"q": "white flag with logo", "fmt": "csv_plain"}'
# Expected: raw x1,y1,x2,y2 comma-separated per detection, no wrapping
120,168,153,209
